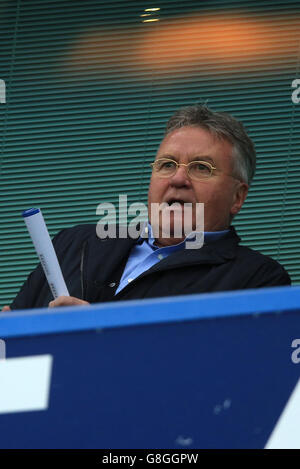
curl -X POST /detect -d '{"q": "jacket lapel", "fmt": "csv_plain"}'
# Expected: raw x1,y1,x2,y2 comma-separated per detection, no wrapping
124,233,238,280
83,233,137,302
82,225,240,301
114,227,240,297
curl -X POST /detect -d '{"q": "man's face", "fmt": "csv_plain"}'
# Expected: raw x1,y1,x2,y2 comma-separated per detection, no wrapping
147,126,248,246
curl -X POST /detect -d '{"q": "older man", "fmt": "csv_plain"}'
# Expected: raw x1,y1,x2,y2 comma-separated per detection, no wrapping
2,105,290,311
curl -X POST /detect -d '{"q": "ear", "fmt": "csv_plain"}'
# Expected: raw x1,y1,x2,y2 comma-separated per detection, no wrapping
230,182,248,216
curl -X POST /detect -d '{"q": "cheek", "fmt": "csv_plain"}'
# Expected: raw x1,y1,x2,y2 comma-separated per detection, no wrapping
148,178,168,203
194,182,234,210
193,183,217,204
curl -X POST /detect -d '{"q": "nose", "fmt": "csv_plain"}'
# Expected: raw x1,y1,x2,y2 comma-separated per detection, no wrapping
169,164,192,188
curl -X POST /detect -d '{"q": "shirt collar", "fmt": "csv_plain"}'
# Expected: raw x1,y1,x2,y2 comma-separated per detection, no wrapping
139,221,229,251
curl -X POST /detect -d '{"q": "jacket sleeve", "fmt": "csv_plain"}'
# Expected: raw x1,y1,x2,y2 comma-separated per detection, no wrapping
10,228,69,310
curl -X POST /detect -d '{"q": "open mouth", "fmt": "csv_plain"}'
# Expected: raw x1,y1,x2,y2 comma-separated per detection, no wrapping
167,199,186,206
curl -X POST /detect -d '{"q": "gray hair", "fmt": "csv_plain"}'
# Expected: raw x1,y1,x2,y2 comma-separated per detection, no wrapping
164,105,256,185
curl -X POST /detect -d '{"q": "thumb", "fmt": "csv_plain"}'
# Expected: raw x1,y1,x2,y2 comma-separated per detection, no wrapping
1,305,11,312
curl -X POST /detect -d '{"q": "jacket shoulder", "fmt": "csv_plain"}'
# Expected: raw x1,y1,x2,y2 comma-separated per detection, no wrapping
236,244,291,286
52,224,97,248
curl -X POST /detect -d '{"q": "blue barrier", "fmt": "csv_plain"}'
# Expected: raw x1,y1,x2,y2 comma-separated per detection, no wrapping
0,286,299,449
1,285,300,338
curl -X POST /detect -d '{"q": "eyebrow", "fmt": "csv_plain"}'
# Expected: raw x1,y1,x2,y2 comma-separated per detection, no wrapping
159,154,216,165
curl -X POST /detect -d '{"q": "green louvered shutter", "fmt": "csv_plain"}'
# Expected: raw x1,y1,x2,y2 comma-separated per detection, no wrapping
1,0,300,306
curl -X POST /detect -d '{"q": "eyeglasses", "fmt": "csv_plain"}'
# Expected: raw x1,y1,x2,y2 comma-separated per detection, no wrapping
150,158,217,181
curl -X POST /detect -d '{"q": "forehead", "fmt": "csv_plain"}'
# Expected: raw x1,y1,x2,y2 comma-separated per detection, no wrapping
157,126,233,164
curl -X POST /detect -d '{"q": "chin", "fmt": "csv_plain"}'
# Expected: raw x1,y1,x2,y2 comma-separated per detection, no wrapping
156,235,185,248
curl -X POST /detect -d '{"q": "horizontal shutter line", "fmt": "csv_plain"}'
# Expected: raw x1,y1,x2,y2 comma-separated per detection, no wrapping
2,179,298,190
4,1,300,12
3,31,299,49
3,74,296,89
5,3,300,14
2,159,149,168
3,106,298,118
4,87,298,99
1,132,297,145
2,62,298,80
4,13,300,28
3,106,298,119
0,187,298,198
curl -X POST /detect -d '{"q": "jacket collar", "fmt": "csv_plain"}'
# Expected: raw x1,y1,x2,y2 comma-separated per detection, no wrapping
137,226,240,276
84,225,240,290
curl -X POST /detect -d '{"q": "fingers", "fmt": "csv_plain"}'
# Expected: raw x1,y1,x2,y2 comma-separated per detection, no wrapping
1,305,11,312
48,296,90,308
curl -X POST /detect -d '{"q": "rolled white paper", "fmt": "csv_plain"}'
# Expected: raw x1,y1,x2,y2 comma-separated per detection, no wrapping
22,208,69,299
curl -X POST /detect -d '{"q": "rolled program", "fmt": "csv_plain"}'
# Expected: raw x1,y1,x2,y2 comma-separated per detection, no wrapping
22,208,70,299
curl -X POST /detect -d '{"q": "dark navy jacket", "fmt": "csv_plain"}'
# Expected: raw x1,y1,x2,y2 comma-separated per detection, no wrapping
11,224,291,309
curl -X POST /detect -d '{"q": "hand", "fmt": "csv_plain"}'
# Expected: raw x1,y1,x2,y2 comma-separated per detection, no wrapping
1,305,11,312
48,296,90,308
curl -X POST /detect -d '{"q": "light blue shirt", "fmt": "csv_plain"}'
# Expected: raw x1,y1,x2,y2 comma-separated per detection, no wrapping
115,223,229,294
